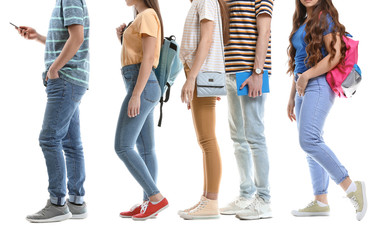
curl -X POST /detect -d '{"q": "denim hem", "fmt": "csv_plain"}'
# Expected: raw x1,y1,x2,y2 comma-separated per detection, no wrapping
50,196,66,206
313,190,329,196
69,195,84,205
335,175,349,185
146,191,160,199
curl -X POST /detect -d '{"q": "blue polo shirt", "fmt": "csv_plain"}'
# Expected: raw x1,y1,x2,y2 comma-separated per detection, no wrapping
43,0,90,88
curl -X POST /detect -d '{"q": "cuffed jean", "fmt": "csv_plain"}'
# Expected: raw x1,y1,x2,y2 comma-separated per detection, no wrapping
226,74,270,202
115,64,161,201
39,78,87,206
295,74,349,195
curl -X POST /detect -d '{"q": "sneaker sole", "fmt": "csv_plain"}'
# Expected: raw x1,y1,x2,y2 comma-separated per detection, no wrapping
181,214,220,220
26,212,72,223
356,181,367,221
70,212,88,219
120,214,157,219
132,205,168,221
236,212,273,220
220,211,238,215
291,210,330,217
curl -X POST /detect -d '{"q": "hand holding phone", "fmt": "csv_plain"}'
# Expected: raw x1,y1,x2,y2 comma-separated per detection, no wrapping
16,26,38,40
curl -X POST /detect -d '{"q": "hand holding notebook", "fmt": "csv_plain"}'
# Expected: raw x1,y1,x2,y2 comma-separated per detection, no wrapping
236,71,270,96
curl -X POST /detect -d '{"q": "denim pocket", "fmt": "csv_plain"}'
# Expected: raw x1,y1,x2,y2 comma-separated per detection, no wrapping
143,80,160,103
72,84,86,102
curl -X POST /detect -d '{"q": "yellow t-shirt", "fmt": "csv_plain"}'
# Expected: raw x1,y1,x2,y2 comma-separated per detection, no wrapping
121,8,161,68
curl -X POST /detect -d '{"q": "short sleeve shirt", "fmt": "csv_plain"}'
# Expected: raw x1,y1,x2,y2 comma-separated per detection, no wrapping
121,9,162,68
180,0,225,72
292,15,334,75
44,0,90,88
225,0,274,74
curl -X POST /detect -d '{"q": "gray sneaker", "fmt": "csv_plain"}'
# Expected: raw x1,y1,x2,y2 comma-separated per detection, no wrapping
67,200,88,219
26,200,72,223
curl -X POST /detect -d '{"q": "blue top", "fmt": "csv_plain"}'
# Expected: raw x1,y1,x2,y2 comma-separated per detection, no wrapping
292,15,334,75
43,0,90,88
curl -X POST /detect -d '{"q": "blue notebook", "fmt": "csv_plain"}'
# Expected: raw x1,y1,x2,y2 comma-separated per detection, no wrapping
235,70,270,96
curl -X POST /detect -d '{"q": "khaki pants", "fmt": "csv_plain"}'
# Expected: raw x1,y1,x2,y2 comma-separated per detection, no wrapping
184,65,222,194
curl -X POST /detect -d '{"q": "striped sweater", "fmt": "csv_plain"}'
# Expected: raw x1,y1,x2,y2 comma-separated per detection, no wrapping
225,0,273,74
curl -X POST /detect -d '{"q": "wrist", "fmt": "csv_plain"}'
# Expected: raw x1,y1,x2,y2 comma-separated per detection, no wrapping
49,65,59,73
131,92,141,98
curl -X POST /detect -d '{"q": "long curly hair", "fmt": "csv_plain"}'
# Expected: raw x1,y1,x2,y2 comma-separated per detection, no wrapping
287,0,347,75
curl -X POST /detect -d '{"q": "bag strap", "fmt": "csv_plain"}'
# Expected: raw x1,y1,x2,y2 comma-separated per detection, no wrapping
157,82,171,127
215,0,225,72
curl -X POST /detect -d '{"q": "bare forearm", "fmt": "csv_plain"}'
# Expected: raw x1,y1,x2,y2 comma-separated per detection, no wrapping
50,35,83,72
132,56,154,97
254,30,270,69
289,79,296,100
189,37,212,79
303,54,340,79
36,33,46,44
254,15,271,69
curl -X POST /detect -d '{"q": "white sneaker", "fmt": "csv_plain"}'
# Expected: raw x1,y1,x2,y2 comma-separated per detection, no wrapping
220,196,254,215
235,196,272,220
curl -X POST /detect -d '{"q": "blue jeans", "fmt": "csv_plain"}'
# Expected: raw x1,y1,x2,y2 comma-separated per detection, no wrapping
295,74,349,195
39,78,87,206
115,64,161,201
226,74,270,202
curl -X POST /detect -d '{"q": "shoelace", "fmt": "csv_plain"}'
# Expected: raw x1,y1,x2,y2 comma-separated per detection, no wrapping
305,201,316,209
248,197,262,211
190,200,208,213
234,197,252,208
349,196,359,211
140,201,149,214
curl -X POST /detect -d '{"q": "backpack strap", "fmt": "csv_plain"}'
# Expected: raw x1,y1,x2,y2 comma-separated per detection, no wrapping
157,82,171,127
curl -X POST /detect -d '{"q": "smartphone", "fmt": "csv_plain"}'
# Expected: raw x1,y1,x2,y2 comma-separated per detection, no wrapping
9,22,19,29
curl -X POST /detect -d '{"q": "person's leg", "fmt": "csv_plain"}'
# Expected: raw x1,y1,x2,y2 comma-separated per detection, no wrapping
235,92,272,220
114,76,161,199
136,109,158,202
240,93,270,202
226,74,255,199
179,68,221,220
62,83,87,205
39,79,84,206
291,78,331,217
190,86,222,199
297,75,349,188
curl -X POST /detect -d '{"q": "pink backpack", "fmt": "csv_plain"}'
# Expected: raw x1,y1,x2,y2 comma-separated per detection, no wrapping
326,35,362,98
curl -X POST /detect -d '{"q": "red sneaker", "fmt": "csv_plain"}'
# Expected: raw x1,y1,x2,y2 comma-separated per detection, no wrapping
132,198,169,221
120,204,141,218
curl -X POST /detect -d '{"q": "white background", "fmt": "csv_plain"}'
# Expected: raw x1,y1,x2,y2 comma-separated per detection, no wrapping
0,0,383,239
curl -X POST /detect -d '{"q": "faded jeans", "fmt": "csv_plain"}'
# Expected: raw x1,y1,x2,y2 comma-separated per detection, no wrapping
226,74,270,202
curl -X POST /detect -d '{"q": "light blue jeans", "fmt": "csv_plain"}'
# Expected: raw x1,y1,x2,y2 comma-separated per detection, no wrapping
226,74,270,202
39,78,87,206
295,74,349,195
114,64,161,201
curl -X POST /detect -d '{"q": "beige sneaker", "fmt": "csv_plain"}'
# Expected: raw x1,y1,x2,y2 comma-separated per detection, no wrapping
180,196,220,220
291,201,330,217
347,181,367,221
177,197,202,216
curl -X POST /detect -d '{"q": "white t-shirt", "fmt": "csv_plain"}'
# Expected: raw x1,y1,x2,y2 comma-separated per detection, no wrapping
180,0,225,72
